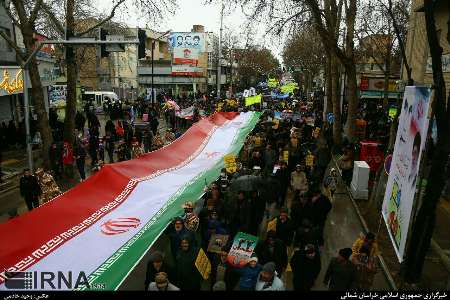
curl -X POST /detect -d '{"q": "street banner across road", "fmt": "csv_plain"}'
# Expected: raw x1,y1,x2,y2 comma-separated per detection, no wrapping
0,112,260,290
381,86,432,262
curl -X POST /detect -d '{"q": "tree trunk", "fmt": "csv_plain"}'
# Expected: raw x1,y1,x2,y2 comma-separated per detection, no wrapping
325,53,333,115
22,25,52,169
404,0,450,283
63,0,77,144
345,64,358,142
382,56,391,109
331,55,342,146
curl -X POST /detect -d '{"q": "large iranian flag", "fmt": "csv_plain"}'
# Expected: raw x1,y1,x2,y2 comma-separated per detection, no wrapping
0,112,260,290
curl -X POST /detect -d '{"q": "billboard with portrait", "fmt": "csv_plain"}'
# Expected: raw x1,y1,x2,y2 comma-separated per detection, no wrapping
168,32,206,51
381,86,432,262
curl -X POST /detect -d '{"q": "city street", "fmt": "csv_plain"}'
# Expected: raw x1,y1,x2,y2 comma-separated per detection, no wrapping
1,0,449,294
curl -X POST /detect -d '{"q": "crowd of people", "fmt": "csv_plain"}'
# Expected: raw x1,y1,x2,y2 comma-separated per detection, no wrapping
142,97,381,291
8,88,383,291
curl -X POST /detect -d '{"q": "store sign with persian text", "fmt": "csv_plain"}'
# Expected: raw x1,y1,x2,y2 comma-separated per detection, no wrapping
0,67,24,96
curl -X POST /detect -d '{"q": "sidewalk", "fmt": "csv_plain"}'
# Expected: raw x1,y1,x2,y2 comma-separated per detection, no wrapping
333,154,450,290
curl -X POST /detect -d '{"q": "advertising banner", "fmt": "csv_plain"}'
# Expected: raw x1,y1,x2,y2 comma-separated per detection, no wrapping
171,65,203,76
227,232,258,268
168,32,206,51
48,85,67,107
173,48,200,65
382,86,432,262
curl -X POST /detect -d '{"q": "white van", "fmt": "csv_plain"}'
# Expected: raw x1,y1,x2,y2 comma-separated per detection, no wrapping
82,91,120,107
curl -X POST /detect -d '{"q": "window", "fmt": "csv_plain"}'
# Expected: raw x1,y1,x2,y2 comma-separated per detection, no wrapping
0,26,12,52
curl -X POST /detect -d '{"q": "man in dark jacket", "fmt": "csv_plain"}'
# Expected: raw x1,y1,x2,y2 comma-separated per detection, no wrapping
175,238,202,290
310,185,332,246
144,251,173,291
324,248,357,291
165,217,196,260
274,207,294,247
290,244,321,291
228,191,252,237
255,230,288,277
73,141,87,181
19,168,41,211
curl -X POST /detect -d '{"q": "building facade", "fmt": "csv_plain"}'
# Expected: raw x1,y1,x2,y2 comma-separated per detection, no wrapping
404,0,450,94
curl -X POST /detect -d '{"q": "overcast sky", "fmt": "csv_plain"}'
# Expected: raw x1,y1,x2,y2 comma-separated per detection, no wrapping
95,0,284,63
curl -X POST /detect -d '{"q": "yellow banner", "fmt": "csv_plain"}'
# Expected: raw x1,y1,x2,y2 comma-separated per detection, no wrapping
245,94,262,106
306,153,315,167
224,154,237,173
280,83,298,94
268,78,279,88
195,248,211,280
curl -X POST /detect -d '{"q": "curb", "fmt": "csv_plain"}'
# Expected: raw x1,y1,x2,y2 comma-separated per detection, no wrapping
331,155,397,291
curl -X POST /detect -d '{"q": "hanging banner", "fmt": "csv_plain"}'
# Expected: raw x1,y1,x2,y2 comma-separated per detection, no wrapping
227,232,258,268
245,94,262,107
195,248,211,280
381,86,432,262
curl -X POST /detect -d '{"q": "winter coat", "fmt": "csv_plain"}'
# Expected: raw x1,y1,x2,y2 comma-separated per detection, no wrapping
291,171,308,192
19,175,41,199
351,237,380,258
290,249,321,290
144,262,173,291
165,227,197,259
255,272,285,291
324,257,357,291
275,217,295,247
237,264,262,290
310,194,332,228
148,282,179,291
175,247,202,290
255,239,288,274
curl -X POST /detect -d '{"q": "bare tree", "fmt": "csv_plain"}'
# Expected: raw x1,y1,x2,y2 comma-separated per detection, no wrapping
41,0,177,144
0,0,53,169
282,24,326,97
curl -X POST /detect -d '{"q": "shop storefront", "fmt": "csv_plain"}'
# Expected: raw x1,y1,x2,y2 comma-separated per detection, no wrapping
0,66,23,124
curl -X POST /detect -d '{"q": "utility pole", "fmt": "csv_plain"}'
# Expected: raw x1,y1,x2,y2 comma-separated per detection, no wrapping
216,1,224,100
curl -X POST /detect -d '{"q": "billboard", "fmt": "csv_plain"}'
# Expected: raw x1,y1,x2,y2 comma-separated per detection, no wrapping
168,32,206,51
171,65,203,76
381,86,432,262
173,48,200,65
169,32,205,76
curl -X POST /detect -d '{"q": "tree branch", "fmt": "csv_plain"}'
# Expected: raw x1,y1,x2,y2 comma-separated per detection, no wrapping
0,30,25,63
41,2,65,36
75,0,126,37
29,0,44,24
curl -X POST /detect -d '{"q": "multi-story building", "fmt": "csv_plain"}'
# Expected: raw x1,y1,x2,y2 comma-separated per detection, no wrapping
0,0,20,124
404,0,450,95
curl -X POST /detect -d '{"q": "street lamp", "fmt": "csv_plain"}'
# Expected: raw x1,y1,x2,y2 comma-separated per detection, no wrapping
151,29,171,103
